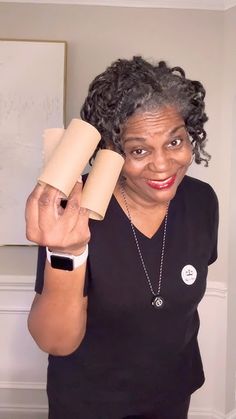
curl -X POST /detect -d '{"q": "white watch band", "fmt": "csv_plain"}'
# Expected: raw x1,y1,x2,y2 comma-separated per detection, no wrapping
46,245,88,270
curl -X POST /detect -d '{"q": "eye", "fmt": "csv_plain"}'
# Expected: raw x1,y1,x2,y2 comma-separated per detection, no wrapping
167,138,183,148
131,148,147,157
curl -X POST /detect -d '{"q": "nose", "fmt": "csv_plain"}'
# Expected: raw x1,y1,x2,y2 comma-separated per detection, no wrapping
147,149,172,172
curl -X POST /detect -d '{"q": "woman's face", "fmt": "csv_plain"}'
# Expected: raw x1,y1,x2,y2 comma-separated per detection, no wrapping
121,106,192,206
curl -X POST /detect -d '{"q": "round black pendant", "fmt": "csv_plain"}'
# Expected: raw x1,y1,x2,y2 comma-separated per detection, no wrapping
152,295,164,309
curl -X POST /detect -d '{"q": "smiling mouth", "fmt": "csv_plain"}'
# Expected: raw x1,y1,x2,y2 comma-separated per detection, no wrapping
146,175,176,190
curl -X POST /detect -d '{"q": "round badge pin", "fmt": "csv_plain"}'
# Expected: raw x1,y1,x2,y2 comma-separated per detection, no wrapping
181,265,197,285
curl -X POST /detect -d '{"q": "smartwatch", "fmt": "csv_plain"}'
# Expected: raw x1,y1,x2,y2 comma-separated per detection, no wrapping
46,245,88,271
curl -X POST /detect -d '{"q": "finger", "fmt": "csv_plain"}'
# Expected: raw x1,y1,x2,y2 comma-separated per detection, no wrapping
38,184,64,230
60,181,84,230
57,179,83,214
60,210,90,253
25,183,45,241
70,206,90,243
59,174,89,242
68,180,83,201
25,183,45,220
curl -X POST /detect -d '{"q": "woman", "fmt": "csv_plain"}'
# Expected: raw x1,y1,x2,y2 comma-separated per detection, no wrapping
26,56,219,419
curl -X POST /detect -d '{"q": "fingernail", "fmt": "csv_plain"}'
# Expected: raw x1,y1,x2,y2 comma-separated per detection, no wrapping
77,175,82,183
58,192,67,199
79,207,89,215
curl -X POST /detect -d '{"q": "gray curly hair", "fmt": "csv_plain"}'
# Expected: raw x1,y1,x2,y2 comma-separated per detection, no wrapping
80,56,210,166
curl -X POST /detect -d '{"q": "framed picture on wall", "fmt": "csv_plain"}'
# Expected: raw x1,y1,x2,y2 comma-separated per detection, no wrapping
0,39,66,245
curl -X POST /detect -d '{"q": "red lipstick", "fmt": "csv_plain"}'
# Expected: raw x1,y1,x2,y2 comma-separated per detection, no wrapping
146,175,176,190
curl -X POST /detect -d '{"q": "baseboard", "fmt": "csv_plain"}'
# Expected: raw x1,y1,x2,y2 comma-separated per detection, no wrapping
189,407,223,418
0,280,230,419
0,405,48,419
0,405,234,419
0,381,48,419
0,380,46,390
227,409,236,419
189,407,236,419
204,280,227,298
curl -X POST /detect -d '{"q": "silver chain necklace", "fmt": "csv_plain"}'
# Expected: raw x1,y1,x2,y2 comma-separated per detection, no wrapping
120,183,169,309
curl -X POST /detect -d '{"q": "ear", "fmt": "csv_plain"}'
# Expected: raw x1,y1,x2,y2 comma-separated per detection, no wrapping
188,152,195,166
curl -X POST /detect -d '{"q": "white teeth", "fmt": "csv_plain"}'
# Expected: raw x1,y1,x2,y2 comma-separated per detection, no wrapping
149,176,172,184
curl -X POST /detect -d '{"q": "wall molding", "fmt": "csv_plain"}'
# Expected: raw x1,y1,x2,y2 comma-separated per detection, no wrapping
1,0,236,10
224,0,236,8
0,275,35,313
0,280,227,314
0,381,48,418
0,307,30,314
205,280,227,298
0,403,235,419
0,381,46,390
0,275,35,292
227,409,236,419
189,408,224,418
0,281,231,419
0,406,48,419
0,275,227,295
189,407,236,418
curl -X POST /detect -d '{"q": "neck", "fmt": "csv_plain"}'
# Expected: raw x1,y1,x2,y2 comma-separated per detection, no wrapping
115,179,169,239
115,179,168,214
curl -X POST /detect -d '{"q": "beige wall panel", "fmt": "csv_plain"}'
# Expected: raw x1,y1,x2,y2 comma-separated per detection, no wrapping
0,3,225,281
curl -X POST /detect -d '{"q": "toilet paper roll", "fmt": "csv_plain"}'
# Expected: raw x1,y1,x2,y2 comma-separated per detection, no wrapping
42,128,65,165
38,119,101,197
81,149,124,220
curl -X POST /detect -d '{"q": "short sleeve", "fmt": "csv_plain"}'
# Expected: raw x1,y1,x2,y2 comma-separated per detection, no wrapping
208,189,219,265
83,257,91,297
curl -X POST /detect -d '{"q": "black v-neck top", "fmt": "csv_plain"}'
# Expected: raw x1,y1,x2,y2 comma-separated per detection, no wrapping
35,175,218,418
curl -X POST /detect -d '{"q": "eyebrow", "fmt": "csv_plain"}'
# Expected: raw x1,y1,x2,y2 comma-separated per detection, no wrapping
123,124,186,144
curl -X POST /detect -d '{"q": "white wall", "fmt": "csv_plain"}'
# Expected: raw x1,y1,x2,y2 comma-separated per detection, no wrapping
0,3,235,418
223,5,236,415
0,269,48,419
0,0,226,282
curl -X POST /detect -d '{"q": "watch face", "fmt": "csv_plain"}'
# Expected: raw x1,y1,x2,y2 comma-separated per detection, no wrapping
50,255,74,271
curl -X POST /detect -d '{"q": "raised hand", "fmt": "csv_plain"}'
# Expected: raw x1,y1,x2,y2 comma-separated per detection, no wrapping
25,181,90,255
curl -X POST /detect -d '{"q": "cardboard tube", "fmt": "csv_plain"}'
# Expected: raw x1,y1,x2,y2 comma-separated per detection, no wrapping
80,149,124,220
38,119,101,196
42,128,65,165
